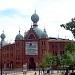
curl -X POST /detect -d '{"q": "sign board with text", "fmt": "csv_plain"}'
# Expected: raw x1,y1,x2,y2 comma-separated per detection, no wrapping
25,42,38,55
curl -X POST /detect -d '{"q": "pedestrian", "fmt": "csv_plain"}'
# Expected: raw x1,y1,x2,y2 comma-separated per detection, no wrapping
39,69,40,75
47,69,50,74
64,70,69,75
5,72,7,75
42,68,44,73
34,72,37,75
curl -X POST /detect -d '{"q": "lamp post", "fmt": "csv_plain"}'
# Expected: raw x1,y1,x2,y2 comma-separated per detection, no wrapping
0,35,2,75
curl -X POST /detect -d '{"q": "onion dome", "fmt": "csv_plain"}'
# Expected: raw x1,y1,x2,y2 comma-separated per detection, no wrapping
41,32,48,38
0,31,8,48
41,28,48,38
25,12,48,39
32,25,48,38
1,31,6,40
15,30,23,40
0,41,5,48
31,10,39,23
33,25,43,38
24,30,27,39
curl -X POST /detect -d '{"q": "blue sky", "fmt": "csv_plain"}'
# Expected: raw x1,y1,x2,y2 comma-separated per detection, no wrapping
0,0,75,43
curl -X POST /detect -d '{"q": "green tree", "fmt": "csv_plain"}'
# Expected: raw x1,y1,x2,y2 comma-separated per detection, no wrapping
39,52,55,68
60,18,75,38
56,54,62,67
65,42,75,65
62,42,75,68
63,52,73,67
56,43,75,70
65,42,75,53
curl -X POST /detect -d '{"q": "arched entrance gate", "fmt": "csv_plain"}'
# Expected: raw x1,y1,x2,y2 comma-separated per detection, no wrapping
28,57,36,70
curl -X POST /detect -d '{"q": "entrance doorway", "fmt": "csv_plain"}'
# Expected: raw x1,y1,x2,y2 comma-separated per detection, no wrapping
10,61,13,70
28,57,36,70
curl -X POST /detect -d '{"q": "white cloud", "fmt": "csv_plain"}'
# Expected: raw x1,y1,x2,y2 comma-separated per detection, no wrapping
0,0,37,10
0,0,75,42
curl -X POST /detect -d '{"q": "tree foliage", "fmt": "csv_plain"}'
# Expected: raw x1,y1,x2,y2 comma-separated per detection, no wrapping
39,52,55,68
56,42,75,69
62,52,73,67
56,54,62,66
39,42,75,69
65,42,75,53
60,17,75,38
63,42,75,67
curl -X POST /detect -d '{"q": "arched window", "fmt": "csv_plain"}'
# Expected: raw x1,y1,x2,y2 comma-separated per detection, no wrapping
28,34,35,39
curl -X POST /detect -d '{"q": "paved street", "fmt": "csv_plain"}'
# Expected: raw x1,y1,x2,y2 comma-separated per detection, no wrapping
1,70,74,75
25,71,62,75
1,70,62,75
1,70,75,75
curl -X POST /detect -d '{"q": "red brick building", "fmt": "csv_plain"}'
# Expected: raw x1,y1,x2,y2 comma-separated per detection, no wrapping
0,11,74,70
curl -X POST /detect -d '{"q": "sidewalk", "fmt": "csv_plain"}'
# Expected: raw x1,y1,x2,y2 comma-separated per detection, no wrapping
1,70,75,75
45,73,61,75
26,71,62,75
1,70,62,75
